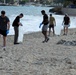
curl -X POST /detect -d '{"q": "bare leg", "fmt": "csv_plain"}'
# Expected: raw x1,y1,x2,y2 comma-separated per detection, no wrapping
44,31,47,41
3,36,6,47
42,31,49,43
63,27,66,35
52,27,55,35
66,27,68,35
42,31,46,41
49,28,51,36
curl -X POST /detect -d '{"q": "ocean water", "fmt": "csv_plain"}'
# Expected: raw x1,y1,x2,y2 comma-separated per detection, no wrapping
0,6,76,35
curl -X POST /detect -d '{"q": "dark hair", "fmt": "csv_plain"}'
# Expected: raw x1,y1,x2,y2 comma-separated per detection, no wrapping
41,10,45,13
50,14,52,16
1,10,5,15
20,13,23,17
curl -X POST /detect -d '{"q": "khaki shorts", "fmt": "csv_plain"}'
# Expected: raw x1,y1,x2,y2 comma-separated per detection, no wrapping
64,24,70,27
42,25,48,31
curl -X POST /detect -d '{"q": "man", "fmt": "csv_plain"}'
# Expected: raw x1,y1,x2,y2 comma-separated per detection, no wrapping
12,13,23,44
0,10,10,50
41,10,49,43
62,14,70,35
49,14,56,36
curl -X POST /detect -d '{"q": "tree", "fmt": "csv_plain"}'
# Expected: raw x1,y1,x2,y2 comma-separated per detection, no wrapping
64,0,76,4
19,0,29,4
63,0,76,7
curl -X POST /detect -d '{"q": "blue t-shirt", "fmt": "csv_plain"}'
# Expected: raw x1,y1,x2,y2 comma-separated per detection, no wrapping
0,16,10,30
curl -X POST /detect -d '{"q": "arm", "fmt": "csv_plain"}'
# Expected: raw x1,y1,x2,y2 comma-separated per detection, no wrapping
62,21,64,26
69,17,70,24
6,17,10,30
53,18,56,26
18,22,23,26
39,22,43,28
6,22,10,34
62,17,65,25
54,20,56,26
7,22,10,30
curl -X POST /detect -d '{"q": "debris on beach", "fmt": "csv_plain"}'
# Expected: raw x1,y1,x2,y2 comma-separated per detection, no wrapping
57,39,76,46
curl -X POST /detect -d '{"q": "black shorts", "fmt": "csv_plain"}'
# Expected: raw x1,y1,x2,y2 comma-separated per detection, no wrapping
49,24,54,28
0,29,7,36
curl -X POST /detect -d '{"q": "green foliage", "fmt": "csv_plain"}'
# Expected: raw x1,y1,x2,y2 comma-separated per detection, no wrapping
19,0,29,4
0,0,29,3
63,1,71,7
22,0,29,2
63,0,76,7
46,1,50,5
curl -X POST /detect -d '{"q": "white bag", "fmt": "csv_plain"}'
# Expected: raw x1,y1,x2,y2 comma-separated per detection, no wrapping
55,25,62,35
18,25,24,42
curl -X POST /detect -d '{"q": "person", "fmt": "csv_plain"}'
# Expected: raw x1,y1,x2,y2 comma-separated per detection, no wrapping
0,10,10,50
12,13,23,44
62,14,70,35
49,14,56,36
40,10,49,43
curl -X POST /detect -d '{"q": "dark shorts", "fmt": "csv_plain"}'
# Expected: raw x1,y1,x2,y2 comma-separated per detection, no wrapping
0,29,7,36
49,24,54,28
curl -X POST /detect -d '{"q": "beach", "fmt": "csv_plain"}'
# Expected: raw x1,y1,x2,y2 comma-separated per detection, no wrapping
0,28,76,75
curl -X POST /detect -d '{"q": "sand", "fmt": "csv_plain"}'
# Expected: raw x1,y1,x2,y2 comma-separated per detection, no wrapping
0,28,76,75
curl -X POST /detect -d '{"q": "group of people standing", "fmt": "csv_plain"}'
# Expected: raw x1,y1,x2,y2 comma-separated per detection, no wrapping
40,10,70,43
0,10,23,50
0,10,70,50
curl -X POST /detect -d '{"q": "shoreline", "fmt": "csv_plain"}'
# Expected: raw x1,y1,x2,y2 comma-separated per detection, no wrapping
8,27,76,36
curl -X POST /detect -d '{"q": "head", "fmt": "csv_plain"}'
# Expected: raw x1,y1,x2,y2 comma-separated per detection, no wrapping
65,14,68,17
1,10,5,17
50,14,52,17
19,13,23,18
41,10,45,15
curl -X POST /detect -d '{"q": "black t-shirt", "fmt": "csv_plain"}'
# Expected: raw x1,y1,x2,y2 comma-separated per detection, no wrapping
42,14,48,25
12,16,20,27
0,16,9,30
64,16,70,25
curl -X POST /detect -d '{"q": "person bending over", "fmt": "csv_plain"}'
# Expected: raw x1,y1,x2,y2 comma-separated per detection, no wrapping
12,13,23,44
